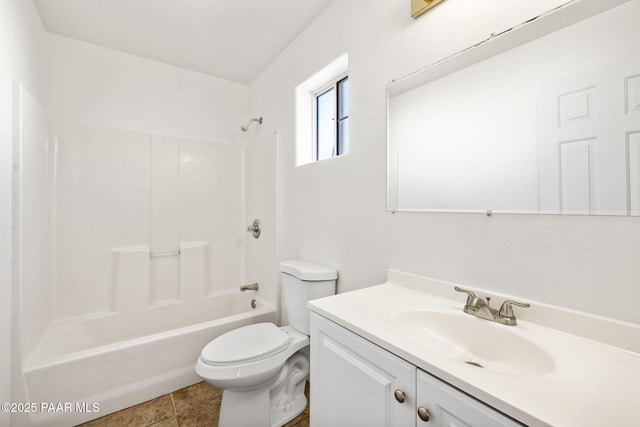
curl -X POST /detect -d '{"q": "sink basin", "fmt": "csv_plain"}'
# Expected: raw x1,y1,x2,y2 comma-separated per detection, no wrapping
394,310,555,376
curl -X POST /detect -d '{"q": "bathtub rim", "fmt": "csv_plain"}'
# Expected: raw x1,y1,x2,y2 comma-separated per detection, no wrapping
24,293,275,372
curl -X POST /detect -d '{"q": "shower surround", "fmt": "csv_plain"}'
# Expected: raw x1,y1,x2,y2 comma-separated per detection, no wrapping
52,121,245,319
12,85,278,426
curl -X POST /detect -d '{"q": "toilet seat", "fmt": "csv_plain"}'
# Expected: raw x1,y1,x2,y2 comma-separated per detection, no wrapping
195,325,310,392
201,323,290,366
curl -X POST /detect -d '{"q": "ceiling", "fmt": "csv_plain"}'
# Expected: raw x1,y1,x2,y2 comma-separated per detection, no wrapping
33,0,333,85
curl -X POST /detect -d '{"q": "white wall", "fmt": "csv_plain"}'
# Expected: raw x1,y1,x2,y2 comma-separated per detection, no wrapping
0,0,48,423
46,34,249,143
250,0,640,324
0,76,11,427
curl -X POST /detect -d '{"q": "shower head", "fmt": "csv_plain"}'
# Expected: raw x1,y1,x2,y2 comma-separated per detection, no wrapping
241,117,263,132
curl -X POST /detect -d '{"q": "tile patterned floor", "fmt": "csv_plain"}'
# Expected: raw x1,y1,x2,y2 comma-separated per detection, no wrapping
78,381,310,427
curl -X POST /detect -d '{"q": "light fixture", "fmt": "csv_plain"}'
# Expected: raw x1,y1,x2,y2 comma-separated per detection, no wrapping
412,0,447,18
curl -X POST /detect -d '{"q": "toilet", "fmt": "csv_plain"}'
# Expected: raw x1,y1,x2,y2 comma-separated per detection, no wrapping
195,260,337,427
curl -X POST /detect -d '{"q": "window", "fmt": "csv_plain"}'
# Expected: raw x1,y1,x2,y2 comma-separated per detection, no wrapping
295,53,348,166
315,75,349,161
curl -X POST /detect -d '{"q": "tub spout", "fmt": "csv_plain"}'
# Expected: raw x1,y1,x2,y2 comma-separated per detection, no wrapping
240,283,259,292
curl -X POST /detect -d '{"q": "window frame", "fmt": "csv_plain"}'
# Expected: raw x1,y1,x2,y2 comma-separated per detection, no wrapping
312,72,349,161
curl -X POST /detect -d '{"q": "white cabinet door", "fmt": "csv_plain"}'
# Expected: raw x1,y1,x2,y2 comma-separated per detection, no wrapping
416,370,523,427
310,313,416,427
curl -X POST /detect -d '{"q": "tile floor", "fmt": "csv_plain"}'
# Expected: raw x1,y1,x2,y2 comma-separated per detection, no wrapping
78,381,310,427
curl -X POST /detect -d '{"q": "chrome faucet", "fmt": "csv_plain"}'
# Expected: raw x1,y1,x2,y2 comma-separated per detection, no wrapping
240,283,259,292
454,286,529,326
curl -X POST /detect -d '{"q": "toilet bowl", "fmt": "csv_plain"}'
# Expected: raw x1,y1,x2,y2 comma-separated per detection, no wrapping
196,323,308,392
195,260,337,427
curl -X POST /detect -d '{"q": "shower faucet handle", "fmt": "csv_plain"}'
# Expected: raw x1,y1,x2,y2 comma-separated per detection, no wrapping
246,219,261,238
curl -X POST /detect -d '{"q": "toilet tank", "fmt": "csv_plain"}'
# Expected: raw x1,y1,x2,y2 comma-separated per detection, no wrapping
280,260,337,335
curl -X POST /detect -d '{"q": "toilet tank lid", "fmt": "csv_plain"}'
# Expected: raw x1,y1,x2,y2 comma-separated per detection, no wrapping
280,260,337,281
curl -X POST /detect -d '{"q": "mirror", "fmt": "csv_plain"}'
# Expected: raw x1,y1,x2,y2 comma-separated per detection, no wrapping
387,0,640,215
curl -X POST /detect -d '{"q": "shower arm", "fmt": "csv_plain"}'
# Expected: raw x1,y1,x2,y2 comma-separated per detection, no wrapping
240,117,263,132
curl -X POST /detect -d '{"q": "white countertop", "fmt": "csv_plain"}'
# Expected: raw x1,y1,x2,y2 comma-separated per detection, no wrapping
308,270,640,427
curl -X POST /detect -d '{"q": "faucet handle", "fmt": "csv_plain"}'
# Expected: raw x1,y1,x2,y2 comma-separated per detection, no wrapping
498,300,530,319
454,286,476,308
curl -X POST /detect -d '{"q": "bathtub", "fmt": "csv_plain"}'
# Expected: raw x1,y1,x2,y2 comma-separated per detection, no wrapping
21,291,276,427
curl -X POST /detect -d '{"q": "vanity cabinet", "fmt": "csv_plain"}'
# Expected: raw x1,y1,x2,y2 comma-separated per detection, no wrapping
310,312,416,426
310,312,523,427
416,370,523,426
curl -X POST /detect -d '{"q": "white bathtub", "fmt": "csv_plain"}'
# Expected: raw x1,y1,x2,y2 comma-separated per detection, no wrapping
21,291,276,427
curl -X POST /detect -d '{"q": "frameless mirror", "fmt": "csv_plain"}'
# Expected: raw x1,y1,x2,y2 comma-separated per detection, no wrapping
387,0,640,215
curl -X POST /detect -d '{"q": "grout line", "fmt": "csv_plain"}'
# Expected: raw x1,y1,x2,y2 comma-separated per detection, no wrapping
169,391,178,417
147,416,179,427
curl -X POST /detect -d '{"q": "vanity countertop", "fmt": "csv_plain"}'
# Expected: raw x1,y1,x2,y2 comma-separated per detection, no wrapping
308,270,640,427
